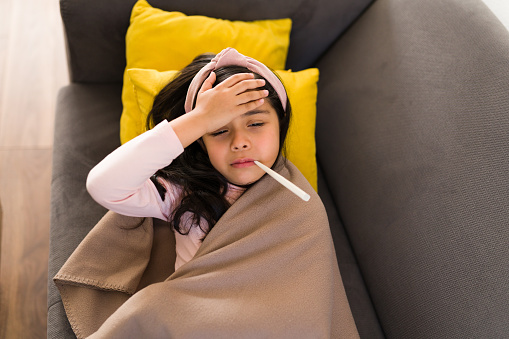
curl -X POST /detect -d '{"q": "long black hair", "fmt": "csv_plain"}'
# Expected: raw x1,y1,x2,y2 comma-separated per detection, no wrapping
147,53,292,237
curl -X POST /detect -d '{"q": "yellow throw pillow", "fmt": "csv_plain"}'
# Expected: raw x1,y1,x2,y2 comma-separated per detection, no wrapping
127,68,319,191
121,0,292,143
278,69,319,192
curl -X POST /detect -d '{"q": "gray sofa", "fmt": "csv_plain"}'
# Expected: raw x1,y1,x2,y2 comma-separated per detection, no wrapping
47,0,509,338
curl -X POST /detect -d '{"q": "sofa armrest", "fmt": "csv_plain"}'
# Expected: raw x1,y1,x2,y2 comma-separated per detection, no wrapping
47,84,122,338
315,0,509,337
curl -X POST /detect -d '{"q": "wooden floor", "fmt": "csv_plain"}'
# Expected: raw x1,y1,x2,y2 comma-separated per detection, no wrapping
0,0,68,338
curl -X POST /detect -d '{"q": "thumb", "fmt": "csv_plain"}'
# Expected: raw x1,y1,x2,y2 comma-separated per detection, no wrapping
199,71,216,94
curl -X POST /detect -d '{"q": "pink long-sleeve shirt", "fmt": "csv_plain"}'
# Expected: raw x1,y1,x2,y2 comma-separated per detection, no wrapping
86,120,244,270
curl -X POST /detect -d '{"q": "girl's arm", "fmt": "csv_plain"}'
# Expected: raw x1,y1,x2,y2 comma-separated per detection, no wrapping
87,73,267,219
86,120,183,220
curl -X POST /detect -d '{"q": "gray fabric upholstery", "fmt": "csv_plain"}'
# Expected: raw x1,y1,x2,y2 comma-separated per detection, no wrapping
60,0,373,82
48,84,122,338
318,167,384,339
315,0,509,337
47,302,75,339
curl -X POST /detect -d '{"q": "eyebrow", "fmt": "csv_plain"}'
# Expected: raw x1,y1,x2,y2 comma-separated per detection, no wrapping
243,109,270,117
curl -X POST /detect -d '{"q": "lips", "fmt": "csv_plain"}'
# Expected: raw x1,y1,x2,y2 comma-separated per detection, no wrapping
231,158,255,168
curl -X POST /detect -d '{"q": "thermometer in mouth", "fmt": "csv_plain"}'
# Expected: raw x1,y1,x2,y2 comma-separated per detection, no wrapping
254,161,310,202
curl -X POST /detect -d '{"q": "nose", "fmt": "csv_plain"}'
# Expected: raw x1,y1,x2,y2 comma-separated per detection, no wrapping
231,131,251,151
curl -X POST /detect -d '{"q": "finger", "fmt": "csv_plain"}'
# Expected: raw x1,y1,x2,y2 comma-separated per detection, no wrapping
218,73,255,88
236,89,269,105
199,72,216,93
239,98,265,112
232,79,266,94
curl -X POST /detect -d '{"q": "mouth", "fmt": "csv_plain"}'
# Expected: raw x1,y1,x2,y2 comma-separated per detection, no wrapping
231,158,255,168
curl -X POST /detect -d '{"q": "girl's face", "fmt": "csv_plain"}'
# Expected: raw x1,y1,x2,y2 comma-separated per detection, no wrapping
201,100,280,186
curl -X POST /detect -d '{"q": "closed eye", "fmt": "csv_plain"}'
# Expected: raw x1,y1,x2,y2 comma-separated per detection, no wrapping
211,129,228,136
249,122,265,127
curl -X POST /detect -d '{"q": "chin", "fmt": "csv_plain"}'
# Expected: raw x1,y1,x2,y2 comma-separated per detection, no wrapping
229,174,264,187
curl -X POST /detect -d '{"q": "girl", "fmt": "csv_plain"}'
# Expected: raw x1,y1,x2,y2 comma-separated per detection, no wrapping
86,47,292,270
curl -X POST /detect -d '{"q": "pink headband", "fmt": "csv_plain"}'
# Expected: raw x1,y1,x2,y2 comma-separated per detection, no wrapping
184,47,287,113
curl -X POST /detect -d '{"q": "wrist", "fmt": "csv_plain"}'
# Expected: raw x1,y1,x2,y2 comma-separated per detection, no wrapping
169,109,208,148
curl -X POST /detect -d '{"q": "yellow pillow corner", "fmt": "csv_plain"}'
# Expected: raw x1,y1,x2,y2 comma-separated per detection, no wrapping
120,69,179,144
129,68,179,115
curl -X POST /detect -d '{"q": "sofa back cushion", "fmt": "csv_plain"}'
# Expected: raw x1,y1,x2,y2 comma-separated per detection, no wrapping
60,0,374,83
315,0,509,337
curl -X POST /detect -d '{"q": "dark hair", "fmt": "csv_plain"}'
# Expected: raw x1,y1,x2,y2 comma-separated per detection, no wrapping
147,53,292,238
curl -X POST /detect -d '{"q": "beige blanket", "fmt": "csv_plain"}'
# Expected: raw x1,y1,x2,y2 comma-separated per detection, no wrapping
54,161,359,338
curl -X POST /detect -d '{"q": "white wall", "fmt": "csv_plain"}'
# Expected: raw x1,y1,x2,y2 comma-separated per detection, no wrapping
482,0,509,31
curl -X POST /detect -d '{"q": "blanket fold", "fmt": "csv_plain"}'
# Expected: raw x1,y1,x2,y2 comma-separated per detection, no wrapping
54,161,359,338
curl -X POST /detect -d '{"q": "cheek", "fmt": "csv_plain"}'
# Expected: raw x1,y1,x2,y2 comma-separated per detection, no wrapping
258,128,280,157
202,139,222,164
